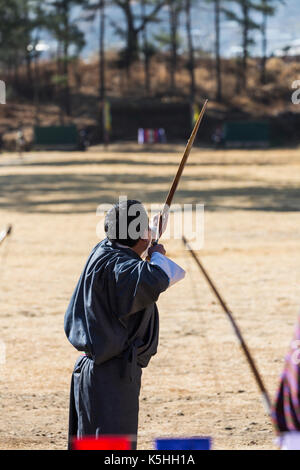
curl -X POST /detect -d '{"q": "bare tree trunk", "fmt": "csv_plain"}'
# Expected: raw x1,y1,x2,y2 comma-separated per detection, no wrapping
168,0,179,93
99,0,106,100
261,3,267,84
235,56,243,94
123,1,138,84
141,0,150,95
24,1,32,90
26,52,32,86
63,43,71,115
215,0,222,101
14,60,20,93
34,51,40,125
185,0,196,102
56,41,65,125
241,1,249,89
62,1,71,116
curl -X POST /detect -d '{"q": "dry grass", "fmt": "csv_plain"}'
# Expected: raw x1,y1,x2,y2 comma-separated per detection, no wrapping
0,145,300,449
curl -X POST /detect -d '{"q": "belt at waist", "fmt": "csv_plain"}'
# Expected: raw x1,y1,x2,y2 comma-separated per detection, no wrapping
83,338,143,382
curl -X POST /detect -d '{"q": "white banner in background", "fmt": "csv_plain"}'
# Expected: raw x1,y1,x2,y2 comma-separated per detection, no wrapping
0,80,6,105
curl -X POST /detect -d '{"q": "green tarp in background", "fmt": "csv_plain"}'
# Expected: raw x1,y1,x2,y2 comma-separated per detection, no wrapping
34,125,78,149
223,121,270,147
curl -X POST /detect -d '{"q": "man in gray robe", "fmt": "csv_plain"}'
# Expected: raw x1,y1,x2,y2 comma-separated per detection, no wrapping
64,199,185,449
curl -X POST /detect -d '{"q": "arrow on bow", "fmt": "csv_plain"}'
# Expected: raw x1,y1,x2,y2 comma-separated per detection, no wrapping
0,225,12,247
182,235,279,435
153,99,208,244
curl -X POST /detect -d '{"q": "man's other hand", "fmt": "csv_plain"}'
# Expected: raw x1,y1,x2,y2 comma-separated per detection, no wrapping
148,244,166,257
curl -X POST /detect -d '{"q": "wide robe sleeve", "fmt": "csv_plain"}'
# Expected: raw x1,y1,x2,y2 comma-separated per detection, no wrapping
111,257,170,318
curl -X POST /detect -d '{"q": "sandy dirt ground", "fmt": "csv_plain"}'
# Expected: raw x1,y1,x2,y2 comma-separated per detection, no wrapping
0,145,300,450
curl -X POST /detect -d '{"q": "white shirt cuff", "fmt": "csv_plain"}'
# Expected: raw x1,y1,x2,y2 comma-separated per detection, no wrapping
150,252,185,287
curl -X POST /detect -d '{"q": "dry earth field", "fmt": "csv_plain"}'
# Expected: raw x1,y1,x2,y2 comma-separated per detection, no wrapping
0,144,300,450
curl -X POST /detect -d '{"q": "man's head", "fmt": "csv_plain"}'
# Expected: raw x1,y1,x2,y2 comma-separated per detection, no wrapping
104,199,151,256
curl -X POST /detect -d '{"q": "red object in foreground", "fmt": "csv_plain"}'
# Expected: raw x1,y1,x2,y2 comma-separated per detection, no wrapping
72,436,132,450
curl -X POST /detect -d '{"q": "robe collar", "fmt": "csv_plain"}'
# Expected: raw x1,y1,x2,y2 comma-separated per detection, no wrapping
104,238,142,261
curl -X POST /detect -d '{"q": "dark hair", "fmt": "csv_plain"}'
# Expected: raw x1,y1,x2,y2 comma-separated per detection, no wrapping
104,199,148,248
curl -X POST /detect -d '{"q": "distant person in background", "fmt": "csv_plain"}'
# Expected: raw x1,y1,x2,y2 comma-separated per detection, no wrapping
212,125,224,148
158,128,167,143
78,128,90,151
16,124,25,157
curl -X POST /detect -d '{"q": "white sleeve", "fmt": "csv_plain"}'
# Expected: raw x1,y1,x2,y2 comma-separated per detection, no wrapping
277,432,300,450
150,252,185,287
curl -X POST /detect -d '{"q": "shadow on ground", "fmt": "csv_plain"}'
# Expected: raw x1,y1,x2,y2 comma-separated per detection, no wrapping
0,168,299,214
2,156,297,169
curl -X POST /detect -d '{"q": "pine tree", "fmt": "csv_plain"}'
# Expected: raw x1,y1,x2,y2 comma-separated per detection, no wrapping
140,0,157,95
84,0,107,100
45,0,86,116
223,0,261,90
0,0,38,88
205,0,223,101
168,0,183,93
155,0,183,93
256,0,282,84
111,0,166,81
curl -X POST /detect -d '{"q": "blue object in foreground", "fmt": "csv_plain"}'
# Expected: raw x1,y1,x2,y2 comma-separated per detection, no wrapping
155,438,211,450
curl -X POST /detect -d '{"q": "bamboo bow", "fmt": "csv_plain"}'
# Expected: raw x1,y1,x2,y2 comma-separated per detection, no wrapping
182,235,278,434
153,99,208,244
